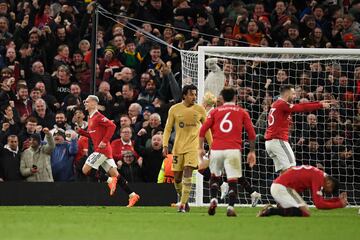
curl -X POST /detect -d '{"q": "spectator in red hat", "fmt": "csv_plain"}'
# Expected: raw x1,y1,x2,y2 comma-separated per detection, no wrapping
343,14,360,47
343,33,356,48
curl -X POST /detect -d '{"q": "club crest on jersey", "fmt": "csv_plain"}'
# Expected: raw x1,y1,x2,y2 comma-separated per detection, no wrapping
179,122,185,128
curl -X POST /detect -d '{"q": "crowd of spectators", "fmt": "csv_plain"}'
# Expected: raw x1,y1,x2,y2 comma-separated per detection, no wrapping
0,0,359,185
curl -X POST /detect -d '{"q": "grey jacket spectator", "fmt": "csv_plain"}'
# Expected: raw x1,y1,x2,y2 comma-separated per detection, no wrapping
158,67,181,103
20,129,55,182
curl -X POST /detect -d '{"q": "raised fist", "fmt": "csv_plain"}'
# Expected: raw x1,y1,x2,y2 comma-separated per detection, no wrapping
43,128,50,134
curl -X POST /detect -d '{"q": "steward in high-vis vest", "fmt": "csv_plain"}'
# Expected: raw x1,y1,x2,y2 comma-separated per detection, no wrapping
157,154,174,183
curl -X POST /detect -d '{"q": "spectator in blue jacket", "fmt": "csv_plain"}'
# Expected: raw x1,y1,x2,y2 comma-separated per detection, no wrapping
50,128,77,181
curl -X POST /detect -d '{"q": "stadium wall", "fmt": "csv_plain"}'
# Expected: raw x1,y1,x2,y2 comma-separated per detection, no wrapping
0,183,177,206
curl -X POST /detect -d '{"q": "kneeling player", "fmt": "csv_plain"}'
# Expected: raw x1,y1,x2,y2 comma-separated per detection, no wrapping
257,165,347,217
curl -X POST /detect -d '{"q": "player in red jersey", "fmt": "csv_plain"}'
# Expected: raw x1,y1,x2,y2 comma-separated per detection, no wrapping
199,87,256,217
265,85,332,173
76,95,140,207
257,165,348,217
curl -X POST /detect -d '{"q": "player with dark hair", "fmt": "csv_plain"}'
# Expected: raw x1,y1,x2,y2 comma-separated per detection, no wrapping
163,84,212,213
199,87,256,217
257,165,348,217
265,85,332,173
76,95,140,207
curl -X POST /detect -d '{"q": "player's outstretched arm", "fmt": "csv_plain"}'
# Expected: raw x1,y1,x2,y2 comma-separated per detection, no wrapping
288,100,332,113
319,100,335,109
75,126,90,138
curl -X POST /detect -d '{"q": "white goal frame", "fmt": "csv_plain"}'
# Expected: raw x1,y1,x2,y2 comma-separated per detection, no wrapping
190,46,360,207
197,46,360,104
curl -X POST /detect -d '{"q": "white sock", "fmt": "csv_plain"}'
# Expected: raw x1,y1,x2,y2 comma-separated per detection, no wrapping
106,177,112,184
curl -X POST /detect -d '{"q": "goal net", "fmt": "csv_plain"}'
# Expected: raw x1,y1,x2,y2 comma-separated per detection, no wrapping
181,47,360,206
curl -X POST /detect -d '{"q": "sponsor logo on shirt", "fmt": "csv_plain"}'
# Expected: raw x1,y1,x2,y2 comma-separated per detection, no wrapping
179,122,196,128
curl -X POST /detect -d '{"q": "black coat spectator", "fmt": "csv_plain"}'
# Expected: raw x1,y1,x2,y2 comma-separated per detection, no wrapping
135,134,164,183
117,150,143,183
32,98,55,130
0,134,22,181
51,65,72,103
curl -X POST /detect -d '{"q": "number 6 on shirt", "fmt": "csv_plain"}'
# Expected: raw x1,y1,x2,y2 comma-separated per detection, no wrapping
220,112,233,133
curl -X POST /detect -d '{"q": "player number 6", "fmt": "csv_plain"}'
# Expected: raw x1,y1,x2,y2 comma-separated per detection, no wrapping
220,112,233,133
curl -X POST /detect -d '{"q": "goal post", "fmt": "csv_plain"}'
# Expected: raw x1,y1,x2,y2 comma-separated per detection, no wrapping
182,46,360,206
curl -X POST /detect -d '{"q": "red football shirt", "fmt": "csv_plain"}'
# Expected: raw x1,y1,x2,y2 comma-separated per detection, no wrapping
265,98,323,141
199,103,256,150
74,136,89,163
274,165,343,209
78,111,116,159
110,139,139,162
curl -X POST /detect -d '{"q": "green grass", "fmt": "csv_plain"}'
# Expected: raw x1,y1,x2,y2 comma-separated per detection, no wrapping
0,206,359,240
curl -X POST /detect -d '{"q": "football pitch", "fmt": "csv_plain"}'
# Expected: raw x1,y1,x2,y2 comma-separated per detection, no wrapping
0,206,359,240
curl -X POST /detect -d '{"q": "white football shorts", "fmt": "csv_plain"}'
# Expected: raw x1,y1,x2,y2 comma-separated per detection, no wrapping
85,152,117,172
209,149,242,179
265,139,296,172
271,183,307,208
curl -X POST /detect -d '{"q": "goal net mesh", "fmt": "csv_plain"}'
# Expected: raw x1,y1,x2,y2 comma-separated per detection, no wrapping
181,48,360,206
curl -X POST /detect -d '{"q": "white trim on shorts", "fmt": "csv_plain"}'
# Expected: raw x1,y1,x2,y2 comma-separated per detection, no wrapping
85,152,117,172
209,149,242,179
265,139,296,172
271,183,306,208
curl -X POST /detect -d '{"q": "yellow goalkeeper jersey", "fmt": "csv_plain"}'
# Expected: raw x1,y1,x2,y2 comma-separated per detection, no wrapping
163,102,212,154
